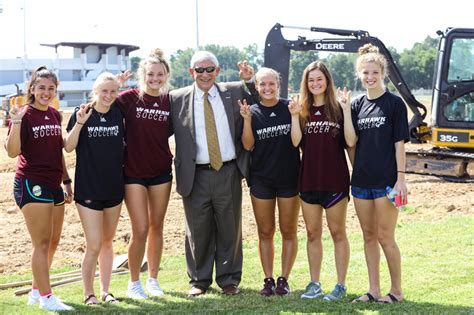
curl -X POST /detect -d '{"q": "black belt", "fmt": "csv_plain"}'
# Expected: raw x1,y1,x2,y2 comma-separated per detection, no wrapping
196,159,235,170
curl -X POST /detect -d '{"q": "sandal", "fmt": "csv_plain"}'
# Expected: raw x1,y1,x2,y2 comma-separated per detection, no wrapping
84,294,100,305
378,293,403,303
101,292,118,303
352,292,377,303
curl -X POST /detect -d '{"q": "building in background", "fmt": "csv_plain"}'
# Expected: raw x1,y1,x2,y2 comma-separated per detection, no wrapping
0,42,139,108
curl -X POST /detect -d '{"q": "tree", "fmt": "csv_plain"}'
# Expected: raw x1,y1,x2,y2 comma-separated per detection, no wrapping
323,53,357,90
288,51,320,93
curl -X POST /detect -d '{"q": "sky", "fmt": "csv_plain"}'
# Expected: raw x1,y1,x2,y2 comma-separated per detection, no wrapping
0,0,473,60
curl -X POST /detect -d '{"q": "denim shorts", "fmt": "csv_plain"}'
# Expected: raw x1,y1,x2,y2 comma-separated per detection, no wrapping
351,185,387,200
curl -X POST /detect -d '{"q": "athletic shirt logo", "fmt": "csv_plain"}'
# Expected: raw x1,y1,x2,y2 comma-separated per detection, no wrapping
32,185,42,196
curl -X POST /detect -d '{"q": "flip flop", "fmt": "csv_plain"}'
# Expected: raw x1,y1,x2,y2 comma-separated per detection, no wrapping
352,292,377,303
101,293,119,303
84,294,100,305
378,293,403,303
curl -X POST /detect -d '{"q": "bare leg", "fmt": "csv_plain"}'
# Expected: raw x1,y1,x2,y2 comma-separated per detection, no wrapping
251,195,276,278
125,184,149,282
99,203,122,295
325,198,350,285
354,197,381,300
301,200,323,282
277,196,299,278
146,181,171,279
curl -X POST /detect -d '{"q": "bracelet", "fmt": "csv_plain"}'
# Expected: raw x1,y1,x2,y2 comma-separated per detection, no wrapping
76,122,84,125
62,179,72,185
397,171,406,173
11,119,22,124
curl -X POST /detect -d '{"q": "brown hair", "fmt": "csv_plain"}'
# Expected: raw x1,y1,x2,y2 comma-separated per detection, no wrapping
25,66,59,104
137,48,171,96
299,60,341,124
356,43,388,77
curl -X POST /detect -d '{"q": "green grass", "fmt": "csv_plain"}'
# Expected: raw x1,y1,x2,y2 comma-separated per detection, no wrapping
1,215,473,314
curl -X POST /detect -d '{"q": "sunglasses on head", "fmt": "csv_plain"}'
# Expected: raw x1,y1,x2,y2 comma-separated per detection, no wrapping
194,66,216,73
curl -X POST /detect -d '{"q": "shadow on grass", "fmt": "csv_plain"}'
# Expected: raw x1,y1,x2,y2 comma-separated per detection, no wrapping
60,288,473,314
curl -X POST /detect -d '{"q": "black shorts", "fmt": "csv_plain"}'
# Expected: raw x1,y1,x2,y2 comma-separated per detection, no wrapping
76,198,123,211
299,191,349,209
13,177,65,209
124,172,172,187
250,178,298,200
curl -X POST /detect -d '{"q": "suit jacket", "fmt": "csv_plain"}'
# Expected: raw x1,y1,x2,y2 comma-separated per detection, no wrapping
170,81,253,197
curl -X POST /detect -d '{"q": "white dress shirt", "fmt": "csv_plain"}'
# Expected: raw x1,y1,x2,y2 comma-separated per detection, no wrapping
193,84,236,164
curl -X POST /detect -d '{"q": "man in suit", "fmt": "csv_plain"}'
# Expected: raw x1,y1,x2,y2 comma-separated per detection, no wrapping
170,51,255,297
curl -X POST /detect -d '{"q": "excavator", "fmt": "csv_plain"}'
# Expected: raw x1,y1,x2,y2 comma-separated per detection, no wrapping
264,23,474,181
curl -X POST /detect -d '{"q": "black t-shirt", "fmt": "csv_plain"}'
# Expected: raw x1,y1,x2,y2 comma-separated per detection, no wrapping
351,91,409,188
249,99,300,188
66,105,125,200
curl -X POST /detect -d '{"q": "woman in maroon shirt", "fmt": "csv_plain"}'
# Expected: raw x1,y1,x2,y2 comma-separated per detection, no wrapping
289,61,353,301
5,67,73,311
116,49,172,299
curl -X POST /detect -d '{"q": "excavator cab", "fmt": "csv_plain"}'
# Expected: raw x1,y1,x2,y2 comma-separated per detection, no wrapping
263,23,474,180
431,28,474,149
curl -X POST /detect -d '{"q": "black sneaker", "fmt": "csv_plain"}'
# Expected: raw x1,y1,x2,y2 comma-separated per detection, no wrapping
275,276,290,296
260,277,275,296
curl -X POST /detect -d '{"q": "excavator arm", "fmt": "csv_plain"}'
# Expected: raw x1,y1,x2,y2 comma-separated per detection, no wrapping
263,23,428,143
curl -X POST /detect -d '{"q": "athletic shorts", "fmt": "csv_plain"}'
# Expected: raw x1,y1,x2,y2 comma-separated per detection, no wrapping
351,186,387,200
13,177,65,209
76,198,123,211
124,171,172,187
299,191,349,209
250,178,298,199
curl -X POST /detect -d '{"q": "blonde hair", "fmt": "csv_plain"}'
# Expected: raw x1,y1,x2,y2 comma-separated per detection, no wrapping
90,72,120,104
25,66,59,105
255,67,281,99
299,61,341,124
137,48,171,96
356,44,388,77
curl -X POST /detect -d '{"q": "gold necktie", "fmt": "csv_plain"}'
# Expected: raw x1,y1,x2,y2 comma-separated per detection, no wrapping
203,92,223,171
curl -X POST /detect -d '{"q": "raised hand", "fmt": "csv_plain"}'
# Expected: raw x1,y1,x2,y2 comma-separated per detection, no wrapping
238,99,252,120
288,95,303,116
337,87,351,111
9,105,27,121
237,60,255,81
76,103,94,125
116,70,133,86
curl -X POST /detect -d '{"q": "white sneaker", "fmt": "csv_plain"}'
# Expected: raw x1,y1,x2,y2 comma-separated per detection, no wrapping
127,281,147,299
39,295,74,311
27,289,40,305
146,278,164,297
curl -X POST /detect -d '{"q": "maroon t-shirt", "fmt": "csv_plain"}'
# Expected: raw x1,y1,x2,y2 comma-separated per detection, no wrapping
116,89,172,178
10,105,63,189
299,105,349,193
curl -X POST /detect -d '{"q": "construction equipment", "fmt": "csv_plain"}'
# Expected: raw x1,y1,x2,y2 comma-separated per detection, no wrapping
264,23,474,181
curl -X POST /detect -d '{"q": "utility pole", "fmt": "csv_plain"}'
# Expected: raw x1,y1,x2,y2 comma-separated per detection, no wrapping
195,0,199,49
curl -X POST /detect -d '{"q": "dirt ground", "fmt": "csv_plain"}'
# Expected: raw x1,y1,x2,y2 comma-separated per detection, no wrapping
0,112,472,275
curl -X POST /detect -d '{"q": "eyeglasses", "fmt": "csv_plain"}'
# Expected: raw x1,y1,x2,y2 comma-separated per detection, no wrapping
194,66,216,73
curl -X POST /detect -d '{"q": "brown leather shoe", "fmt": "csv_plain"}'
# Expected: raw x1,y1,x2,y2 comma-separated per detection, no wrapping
188,285,206,297
222,284,240,296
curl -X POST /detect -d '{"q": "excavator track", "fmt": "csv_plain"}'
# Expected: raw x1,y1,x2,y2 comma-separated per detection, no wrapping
406,148,474,182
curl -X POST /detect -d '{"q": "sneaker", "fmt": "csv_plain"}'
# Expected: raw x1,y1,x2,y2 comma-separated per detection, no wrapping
324,283,347,301
127,281,147,299
39,295,74,311
260,277,275,296
274,276,290,296
27,289,40,305
146,278,164,297
301,281,324,299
